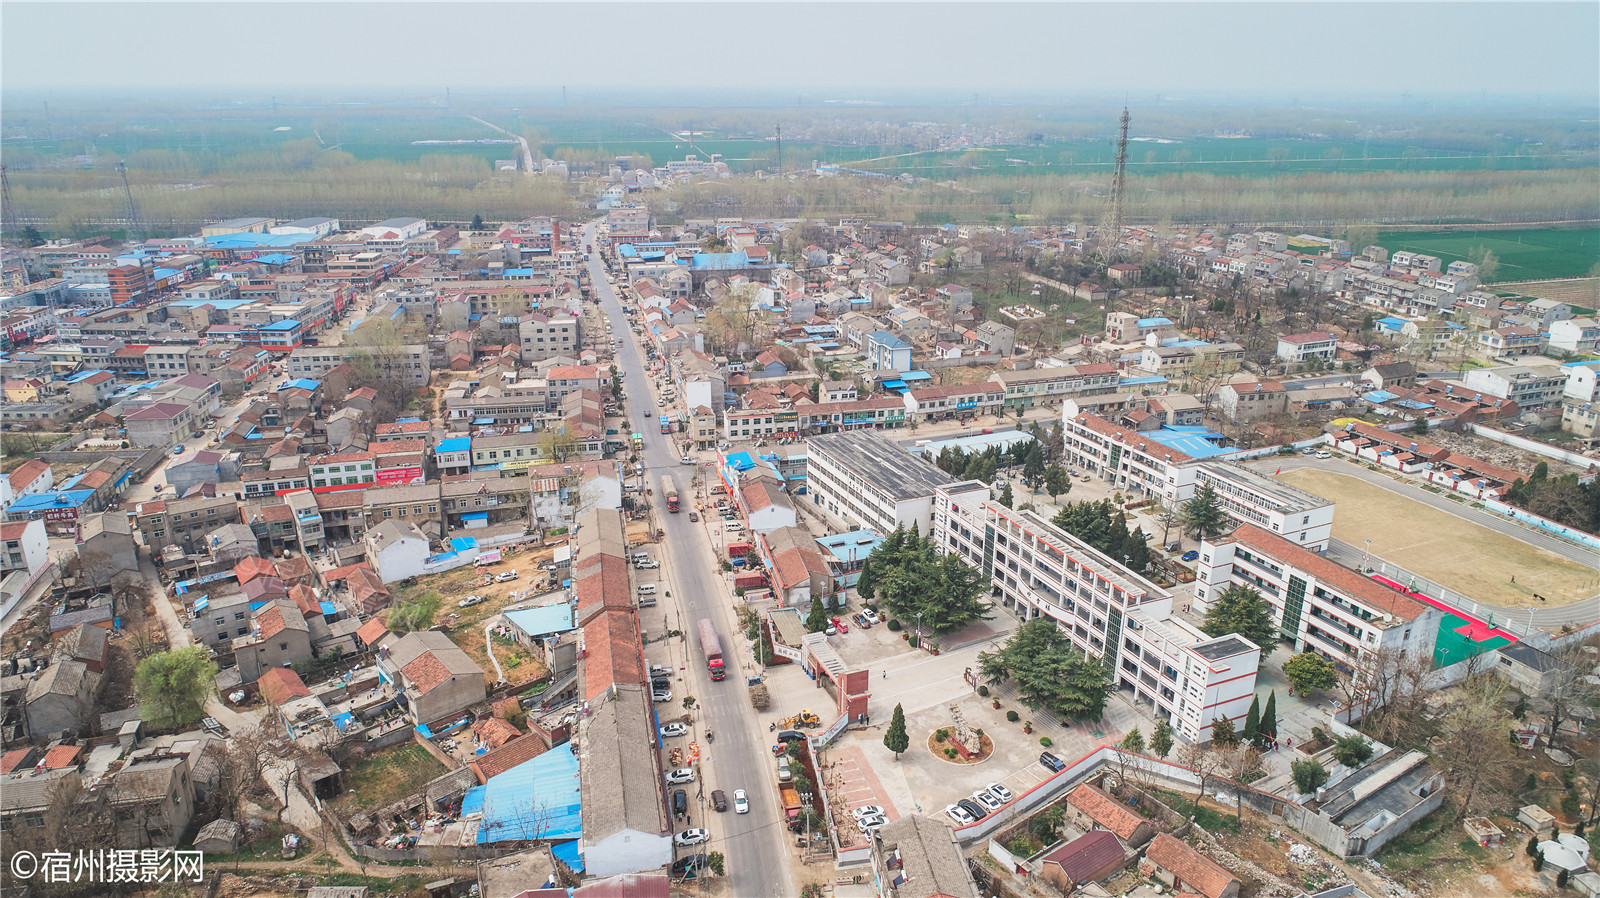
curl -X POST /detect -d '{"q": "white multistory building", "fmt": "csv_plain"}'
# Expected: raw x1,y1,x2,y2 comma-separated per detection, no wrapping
934,482,1259,744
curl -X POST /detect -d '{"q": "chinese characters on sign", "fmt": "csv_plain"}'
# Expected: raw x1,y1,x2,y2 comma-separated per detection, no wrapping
9,850,203,884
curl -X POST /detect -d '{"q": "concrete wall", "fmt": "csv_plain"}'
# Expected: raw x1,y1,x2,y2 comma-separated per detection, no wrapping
1466,422,1598,469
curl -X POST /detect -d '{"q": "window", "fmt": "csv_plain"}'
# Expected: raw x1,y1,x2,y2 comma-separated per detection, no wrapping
237,627,249,636
214,617,226,626
234,612,246,621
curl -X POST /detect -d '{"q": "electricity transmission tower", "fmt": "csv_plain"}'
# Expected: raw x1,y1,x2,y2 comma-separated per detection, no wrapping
775,125,782,176
1,165,18,240
117,161,143,242
1099,106,1130,261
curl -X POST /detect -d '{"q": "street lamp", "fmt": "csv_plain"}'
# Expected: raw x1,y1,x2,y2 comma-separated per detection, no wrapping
915,611,923,648
1361,539,1372,573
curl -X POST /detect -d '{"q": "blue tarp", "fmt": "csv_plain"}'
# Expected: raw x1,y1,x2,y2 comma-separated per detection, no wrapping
450,537,479,552
476,746,583,843
332,713,355,732
1139,425,1236,459
437,437,470,453
462,512,489,522
319,601,338,617
415,723,434,739
723,451,756,471
1363,390,1399,403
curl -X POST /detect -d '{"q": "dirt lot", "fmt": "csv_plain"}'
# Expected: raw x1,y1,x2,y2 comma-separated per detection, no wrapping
1279,468,1598,606
1501,276,1600,311
1421,428,1586,477
385,544,556,685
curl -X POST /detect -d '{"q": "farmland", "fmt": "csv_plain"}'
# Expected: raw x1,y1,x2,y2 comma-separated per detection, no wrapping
1374,228,1600,282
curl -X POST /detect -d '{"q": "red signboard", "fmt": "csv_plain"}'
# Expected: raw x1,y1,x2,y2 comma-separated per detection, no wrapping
376,467,422,485
43,507,80,522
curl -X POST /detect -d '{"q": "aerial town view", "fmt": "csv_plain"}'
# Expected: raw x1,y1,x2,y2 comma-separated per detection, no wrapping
1,3,1597,898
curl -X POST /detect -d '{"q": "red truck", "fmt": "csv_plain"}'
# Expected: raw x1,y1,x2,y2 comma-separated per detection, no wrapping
726,541,753,558
779,783,802,831
733,572,767,590
697,618,725,681
662,475,679,513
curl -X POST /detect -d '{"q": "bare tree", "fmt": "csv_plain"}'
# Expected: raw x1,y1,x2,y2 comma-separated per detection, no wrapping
1435,673,1517,820
1175,742,1226,820
1533,639,1600,748
1219,745,1265,826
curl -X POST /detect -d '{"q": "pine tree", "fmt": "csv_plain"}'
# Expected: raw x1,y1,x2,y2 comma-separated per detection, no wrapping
1558,869,1569,888
1119,727,1146,754
806,594,829,632
1261,691,1278,743
1182,482,1227,539
470,213,484,230
1211,716,1239,748
1150,720,1174,759
855,558,876,603
1201,585,1279,654
998,482,1014,509
1528,835,1540,857
883,703,910,759
1533,850,1544,872
1243,695,1261,745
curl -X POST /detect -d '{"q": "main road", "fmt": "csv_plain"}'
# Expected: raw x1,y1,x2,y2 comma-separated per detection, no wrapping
583,222,794,897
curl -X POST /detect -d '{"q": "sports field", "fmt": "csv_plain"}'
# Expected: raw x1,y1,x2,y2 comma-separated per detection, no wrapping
1277,468,1598,607
1375,228,1600,282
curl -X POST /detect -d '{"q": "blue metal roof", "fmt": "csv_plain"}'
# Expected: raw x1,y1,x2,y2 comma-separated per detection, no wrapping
1137,317,1174,327
8,490,95,512
868,331,912,350
284,378,320,392
900,370,933,382
449,537,478,552
816,529,883,562
260,319,301,332
476,745,582,843
437,437,470,453
723,451,756,471
691,252,750,270
551,839,583,872
1119,376,1168,386
1140,425,1236,459
1363,390,1399,403
505,605,575,638
204,233,313,249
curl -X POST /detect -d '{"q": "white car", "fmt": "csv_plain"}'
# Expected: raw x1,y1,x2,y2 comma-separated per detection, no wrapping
972,789,1003,813
852,805,886,821
862,610,881,625
986,782,1014,804
725,521,744,532
652,689,673,703
660,723,688,738
945,803,976,826
648,663,672,678
858,813,887,831
493,570,519,583
673,828,709,847
1315,450,1332,459
665,767,696,785
458,595,487,608
636,559,660,569
681,456,693,465
734,789,749,814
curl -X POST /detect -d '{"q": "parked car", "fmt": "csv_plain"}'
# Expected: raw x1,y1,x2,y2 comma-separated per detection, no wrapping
673,828,709,846
672,790,689,816
775,730,805,744
1181,550,1200,562
863,609,881,625
972,790,1002,813
636,559,660,569
777,761,792,783
660,723,688,738
852,612,873,629
1039,751,1066,772
830,616,849,633
852,805,886,821
986,782,1013,804
681,455,693,465
825,626,837,636
688,511,699,522
725,521,744,532
671,853,704,876
493,570,519,583
648,663,672,678
711,790,727,812
945,804,975,826
734,789,749,814
957,798,989,820
858,813,887,831
652,689,673,703
665,767,696,785
1315,450,1332,459
458,595,487,607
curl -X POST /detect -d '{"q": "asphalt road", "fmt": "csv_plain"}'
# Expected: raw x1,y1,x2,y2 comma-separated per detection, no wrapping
585,224,794,897
1252,457,1600,628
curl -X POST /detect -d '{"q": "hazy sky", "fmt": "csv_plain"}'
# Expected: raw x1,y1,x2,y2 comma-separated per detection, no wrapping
3,2,1596,101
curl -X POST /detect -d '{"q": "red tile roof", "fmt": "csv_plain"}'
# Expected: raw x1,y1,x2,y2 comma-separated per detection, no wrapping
471,717,522,749
582,609,643,702
254,605,288,640
401,653,453,695
1043,830,1126,885
0,521,31,541
1068,783,1150,841
8,459,51,491
1225,524,1431,623
0,748,35,775
470,733,549,781
355,617,390,648
39,745,81,770
1143,834,1238,898
257,666,311,705
233,556,278,585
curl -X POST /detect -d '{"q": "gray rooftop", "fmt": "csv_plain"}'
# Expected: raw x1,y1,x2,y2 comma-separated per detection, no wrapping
579,684,669,841
1190,634,1257,662
1198,461,1333,515
873,814,979,898
1318,750,1437,825
810,430,952,501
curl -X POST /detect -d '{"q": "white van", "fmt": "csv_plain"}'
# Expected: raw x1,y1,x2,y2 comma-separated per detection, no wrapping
637,593,657,608
637,583,657,595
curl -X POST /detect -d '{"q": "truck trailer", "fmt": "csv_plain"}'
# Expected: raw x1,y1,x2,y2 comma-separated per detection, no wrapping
696,618,725,681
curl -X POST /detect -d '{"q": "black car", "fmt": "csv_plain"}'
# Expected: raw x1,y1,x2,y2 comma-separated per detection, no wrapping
711,789,727,812
1039,751,1066,773
775,730,805,744
956,798,989,820
672,789,688,816
651,676,671,691
671,854,706,876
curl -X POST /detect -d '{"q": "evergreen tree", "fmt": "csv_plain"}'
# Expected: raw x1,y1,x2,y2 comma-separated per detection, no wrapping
1283,652,1339,695
1023,443,1046,484
1200,585,1279,654
883,703,910,759
1182,482,1227,539
1261,691,1279,743
1150,720,1174,759
1044,465,1071,499
1211,716,1239,748
805,594,829,632
1243,695,1261,746
1558,869,1569,888
1119,727,1146,754
854,557,877,603
1528,835,1540,857
1533,850,1544,873
1291,759,1330,794
470,213,484,230
998,482,1014,509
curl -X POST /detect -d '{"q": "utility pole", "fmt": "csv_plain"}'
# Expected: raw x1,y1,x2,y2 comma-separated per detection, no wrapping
774,125,782,176
116,161,142,243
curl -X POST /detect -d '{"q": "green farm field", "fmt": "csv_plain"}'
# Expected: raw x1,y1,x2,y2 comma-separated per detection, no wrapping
1375,228,1600,282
